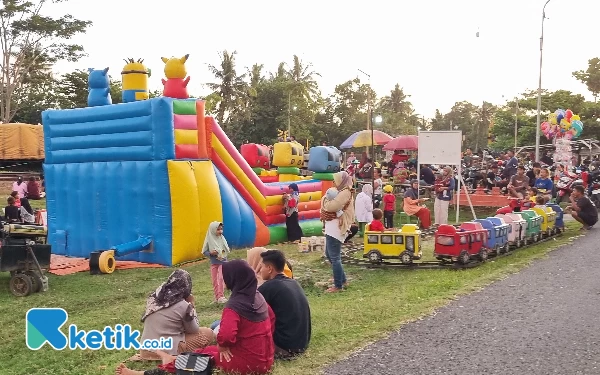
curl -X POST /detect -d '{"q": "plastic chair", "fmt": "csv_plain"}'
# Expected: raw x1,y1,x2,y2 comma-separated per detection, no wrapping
398,212,420,226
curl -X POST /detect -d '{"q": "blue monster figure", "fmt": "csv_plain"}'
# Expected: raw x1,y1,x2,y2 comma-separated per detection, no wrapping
87,67,112,107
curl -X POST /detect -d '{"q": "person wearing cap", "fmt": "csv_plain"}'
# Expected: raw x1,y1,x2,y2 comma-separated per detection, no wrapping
403,179,431,229
382,184,396,228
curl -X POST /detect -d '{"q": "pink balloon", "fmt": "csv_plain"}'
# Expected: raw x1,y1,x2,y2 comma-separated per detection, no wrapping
565,133,573,140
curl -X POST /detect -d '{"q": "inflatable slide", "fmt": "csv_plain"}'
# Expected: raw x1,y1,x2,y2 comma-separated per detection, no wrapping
42,98,336,266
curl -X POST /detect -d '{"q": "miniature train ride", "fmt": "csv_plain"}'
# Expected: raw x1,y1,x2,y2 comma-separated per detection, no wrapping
341,203,564,270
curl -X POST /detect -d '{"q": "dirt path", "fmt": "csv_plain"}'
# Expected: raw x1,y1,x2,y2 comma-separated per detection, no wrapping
324,229,599,375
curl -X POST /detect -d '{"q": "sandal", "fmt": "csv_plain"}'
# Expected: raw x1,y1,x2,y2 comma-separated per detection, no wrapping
325,287,343,293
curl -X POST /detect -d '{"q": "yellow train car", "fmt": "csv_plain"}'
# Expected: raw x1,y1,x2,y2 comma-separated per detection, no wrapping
363,224,422,264
531,206,557,236
272,142,304,167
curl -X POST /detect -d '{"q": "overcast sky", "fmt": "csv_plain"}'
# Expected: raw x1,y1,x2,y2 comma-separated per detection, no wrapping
48,0,599,118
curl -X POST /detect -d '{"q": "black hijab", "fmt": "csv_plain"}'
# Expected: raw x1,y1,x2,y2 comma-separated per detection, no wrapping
223,260,269,322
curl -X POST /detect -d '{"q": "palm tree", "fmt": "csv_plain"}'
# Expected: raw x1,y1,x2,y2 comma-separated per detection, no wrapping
287,55,321,102
378,84,413,118
206,50,249,125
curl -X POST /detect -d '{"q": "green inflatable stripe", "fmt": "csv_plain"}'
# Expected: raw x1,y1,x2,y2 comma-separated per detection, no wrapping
312,172,334,181
299,219,324,236
252,167,265,175
268,219,324,244
173,100,197,115
268,226,288,244
277,167,300,175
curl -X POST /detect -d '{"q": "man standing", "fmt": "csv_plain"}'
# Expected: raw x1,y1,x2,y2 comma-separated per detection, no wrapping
508,165,530,198
526,162,541,187
504,150,519,178
434,166,455,225
568,185,598,230
258,250,311,359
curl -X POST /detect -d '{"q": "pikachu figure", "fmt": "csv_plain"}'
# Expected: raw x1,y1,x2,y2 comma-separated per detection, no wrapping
161,54,190,99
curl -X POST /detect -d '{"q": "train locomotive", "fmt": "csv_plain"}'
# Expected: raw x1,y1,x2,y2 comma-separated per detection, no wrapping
358,203,564,268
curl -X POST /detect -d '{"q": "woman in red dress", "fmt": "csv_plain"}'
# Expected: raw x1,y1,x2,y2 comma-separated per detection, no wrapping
116,260,275,375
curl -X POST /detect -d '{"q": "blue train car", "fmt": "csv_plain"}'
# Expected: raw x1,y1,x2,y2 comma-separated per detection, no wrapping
486,217,510,252
546,203,565,230
474,218,504,255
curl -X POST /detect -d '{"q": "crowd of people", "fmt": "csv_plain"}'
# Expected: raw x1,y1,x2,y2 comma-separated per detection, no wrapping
3,175,44,224
117,246,312,375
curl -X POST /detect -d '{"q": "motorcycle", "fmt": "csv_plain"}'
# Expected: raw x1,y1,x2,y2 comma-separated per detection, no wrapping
555,171,584,204
588,168,600,208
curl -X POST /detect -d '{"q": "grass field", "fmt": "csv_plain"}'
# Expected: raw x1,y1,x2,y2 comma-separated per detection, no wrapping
0,191,581,375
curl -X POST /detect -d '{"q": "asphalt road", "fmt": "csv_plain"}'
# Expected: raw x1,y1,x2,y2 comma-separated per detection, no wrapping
324,229,600,375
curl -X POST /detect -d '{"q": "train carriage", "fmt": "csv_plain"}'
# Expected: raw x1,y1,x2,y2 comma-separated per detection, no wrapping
434,222,488,264
485,217,511,252
546,203,565,230
531,206,557,236
363,224,422,265
515,210,543,242
497,213,528,247
474,219,502,255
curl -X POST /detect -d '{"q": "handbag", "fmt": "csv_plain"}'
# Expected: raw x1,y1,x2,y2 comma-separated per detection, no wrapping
175,352,213,375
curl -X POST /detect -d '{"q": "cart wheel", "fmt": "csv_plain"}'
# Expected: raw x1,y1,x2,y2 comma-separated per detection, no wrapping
458,250,470,265
25,271,42,293
400,251,413,265
98,251,116,274
10,273,33,297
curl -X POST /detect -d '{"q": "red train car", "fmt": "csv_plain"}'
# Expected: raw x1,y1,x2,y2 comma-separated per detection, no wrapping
434,222,489,264
241,143,270,169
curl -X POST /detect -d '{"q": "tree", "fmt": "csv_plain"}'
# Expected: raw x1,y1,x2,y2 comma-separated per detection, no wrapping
573,58,600,102
206,50,249,128
0,0,91,122
54,69,122,109
376,84,415,136
286,55,321,102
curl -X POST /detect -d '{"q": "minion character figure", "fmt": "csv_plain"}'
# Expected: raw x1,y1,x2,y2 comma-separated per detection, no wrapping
121,58,151,103
161,54,190,99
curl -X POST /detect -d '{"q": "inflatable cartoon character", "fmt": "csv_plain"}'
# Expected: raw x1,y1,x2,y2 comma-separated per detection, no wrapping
87,67,112,107
161,54,190,99
122,58,151,103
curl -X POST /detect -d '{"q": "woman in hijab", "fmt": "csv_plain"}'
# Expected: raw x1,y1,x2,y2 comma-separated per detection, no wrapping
118,260,276,375
138,270,214,360
403,179,432,229
283,183,304,243
320,171,355,293
354,184,374,236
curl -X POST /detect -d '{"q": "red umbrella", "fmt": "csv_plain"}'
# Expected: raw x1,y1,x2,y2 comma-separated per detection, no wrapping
382,135,418,151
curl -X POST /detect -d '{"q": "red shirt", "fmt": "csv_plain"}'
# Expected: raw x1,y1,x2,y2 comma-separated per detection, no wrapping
383,193,396,211
369,219,385,232
161,307,275,374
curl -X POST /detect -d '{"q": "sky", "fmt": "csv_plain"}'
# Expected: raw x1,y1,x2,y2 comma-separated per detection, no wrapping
46,0,599,118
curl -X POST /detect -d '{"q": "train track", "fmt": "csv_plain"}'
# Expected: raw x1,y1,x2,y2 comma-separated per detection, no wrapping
340,228,563,270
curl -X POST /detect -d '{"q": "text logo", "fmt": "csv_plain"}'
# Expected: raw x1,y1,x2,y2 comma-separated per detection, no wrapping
26,308,172,351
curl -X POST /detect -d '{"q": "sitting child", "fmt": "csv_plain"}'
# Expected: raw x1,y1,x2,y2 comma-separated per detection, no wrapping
4,196,20,223
325,187,344,218
368,208,385,232
526,187,538,203
10,191,21,208
535,195,546,207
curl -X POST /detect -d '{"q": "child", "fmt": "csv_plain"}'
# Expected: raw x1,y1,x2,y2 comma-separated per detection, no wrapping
382,184,396,229
369,208,385,232
535,195,546,207
526,187,538,203
4,196,20,223
10,191,21,208
325,188,344,218
202,221,230,304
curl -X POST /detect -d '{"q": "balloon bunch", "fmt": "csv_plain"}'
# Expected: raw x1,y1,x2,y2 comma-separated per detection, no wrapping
540,109,584,140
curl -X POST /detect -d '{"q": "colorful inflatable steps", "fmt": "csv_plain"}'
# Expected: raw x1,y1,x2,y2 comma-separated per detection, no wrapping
312,172,334,181
173,100,204,159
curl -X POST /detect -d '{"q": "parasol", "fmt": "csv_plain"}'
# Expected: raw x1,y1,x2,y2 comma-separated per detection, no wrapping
382,135,419,151
340,130,393,149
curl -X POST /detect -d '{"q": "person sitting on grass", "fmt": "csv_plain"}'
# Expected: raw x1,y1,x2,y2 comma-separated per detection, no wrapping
116,260,276,375
4,196,20,223
258,250,311,360
368,209,385,232
19,198,35,224
138,270,214,360
10,191,21,208
567,185,598,230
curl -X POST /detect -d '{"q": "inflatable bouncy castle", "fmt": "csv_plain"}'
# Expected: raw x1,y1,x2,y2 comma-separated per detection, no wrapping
42,56,334,266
